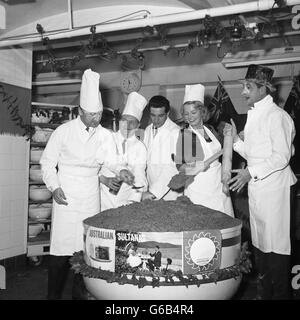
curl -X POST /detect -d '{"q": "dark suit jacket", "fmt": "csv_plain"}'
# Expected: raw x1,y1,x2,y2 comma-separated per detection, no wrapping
150,251,162,267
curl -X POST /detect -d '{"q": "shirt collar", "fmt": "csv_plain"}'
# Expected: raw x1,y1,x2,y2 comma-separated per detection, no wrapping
252,94,273,110
77,116,99,134
77,116,89,131
152,117,170,131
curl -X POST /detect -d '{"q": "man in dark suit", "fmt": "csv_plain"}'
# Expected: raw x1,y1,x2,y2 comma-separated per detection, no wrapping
148,245,162,271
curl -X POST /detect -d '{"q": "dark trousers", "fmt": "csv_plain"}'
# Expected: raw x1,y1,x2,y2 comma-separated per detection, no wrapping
253,247,291,300
47,255,87,300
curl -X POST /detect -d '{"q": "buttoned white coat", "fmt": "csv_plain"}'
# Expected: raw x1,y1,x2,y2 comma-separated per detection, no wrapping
234,95,297,254
143,117,181,200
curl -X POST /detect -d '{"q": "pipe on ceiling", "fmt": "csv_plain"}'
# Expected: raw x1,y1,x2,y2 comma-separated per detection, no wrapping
68,0,73,30
0,0,298,48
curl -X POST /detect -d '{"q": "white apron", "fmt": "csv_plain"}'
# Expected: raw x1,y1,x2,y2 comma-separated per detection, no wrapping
185,126,234,217
50,166,100,256
243,102,296,254
40,119,108,256
100,132,147,211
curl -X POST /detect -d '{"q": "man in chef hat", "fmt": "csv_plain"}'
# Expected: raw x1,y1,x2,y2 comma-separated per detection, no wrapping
40,69,134,300
100,91,148,210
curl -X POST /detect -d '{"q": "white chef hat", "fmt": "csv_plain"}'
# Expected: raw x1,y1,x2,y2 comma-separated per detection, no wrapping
122,92,147,122
80,69,103,112
183,84,205,104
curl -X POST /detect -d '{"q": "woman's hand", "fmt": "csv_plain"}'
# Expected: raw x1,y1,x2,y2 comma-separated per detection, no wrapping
142,191,156,201
53,187,68,205
180,161,209,175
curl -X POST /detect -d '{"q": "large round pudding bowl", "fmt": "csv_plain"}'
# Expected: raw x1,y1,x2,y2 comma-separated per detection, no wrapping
77,197,243,300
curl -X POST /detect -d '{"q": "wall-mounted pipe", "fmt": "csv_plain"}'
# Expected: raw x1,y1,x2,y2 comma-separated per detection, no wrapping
0,0,298,48
68,0,74,30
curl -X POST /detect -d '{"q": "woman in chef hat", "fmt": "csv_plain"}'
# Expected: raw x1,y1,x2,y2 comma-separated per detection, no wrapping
173,84,234,217
99,91,148,211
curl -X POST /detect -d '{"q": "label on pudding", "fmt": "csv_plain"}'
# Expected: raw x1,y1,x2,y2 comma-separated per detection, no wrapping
84,226,116,272
83,225,223,275
115,231,183,272
183,230,222,274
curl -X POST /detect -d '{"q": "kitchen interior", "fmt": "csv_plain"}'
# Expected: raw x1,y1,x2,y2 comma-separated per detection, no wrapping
0,0,300,301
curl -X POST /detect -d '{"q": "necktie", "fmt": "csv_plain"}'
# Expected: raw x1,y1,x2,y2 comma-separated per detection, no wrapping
85,127,89,132
122,139,126,154
153,127,158,138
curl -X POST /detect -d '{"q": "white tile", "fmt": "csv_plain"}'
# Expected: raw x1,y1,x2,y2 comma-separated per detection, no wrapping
11,170,28,186
12,137,29,156
0,217,10,234
12,155,27,171
0,171,12,186
10,227,26,247
10,199,25,216
0,245,25,260
0,248,11,260
0,233,11,250
0,185,13,200
12,185,27,201
0,197,11,217
0,155,12,170
0,136,12,154
11,215,25,231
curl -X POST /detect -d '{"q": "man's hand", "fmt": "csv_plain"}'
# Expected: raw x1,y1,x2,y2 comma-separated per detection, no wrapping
100,176,122,192
228,168,252,193
119,169,135,185
142,191,156,201
53,187,68,205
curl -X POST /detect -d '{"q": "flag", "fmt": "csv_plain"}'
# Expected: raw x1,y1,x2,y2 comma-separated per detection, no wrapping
284,75,300,173
206,76,238,129
206,76,247,172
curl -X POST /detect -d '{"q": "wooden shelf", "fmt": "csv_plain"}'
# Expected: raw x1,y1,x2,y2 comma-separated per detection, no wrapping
29,199,52,205
29,181,44,185
31,122,61,129
32,101,78,109
31,142,47,147
28,218,51,225
27,230,50,244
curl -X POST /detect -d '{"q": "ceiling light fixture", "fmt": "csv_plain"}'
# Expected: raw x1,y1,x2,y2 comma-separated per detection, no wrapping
222,45,300,67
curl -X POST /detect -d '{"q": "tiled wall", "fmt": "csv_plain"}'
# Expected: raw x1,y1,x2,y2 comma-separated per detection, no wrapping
0,134,29,260
0,45,32,89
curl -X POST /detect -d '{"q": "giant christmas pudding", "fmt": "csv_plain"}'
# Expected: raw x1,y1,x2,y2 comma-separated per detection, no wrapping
71,196,246,300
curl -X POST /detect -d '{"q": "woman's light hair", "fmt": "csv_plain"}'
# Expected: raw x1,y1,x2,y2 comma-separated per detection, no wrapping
181,100,204,114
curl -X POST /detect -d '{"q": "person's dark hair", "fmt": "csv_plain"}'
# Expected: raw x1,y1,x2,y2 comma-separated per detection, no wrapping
148,95,170,113
156,245,160,249
255,83,272,95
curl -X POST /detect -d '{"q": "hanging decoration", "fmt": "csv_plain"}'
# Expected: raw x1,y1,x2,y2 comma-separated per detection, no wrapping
0,83,33,139
35,2,296,72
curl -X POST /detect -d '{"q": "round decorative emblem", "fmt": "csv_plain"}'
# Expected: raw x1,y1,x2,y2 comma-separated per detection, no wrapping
120,72,141,93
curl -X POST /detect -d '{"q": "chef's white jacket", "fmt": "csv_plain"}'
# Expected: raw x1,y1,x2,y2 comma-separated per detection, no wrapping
100,130,147,211
40,117,123,256
143,117,181,200
233,95,297,254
